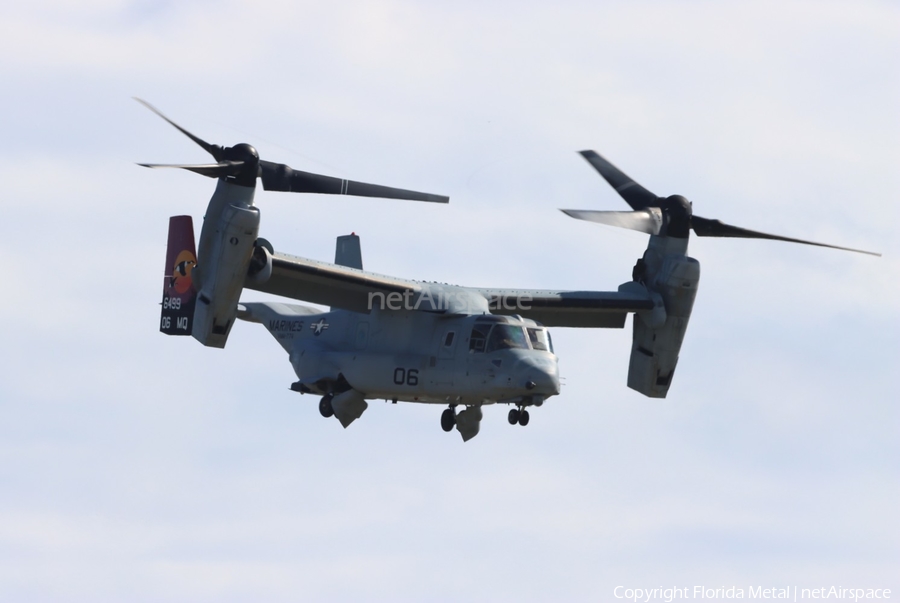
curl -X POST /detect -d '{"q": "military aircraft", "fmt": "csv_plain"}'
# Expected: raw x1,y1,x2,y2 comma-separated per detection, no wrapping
140,100,879,441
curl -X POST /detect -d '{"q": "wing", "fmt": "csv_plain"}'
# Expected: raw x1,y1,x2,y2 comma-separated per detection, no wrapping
245,251,655,326
473,284,656,328
245,251,421,313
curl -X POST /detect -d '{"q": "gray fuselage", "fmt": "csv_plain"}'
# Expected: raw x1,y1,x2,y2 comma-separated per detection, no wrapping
240,301,560,407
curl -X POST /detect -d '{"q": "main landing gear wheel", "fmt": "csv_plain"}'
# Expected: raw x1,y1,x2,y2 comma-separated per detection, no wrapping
441,408,456,432
509,408,530,426
508,408,520,425
319,393,334,418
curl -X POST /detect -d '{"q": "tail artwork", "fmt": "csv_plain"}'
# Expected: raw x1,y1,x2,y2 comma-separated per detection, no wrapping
160,215,197,336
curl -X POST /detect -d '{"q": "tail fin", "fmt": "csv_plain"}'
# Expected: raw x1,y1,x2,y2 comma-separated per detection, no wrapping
160,215,197,336
334,233,363,270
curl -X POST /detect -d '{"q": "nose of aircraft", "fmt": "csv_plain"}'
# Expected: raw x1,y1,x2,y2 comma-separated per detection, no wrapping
516,355,560,396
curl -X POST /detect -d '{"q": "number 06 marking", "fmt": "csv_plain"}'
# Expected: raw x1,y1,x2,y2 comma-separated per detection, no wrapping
393,368,419,386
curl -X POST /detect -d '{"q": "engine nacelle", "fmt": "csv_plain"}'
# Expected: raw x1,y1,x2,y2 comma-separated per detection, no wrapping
192,180,260,348
627,237,700,398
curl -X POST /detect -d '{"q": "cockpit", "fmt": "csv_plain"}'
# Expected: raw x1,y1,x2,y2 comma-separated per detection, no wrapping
463,315,561,402
468,317,554,354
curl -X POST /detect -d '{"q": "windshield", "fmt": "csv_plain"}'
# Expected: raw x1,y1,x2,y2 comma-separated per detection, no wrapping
485,325,529,353
527,327,553,352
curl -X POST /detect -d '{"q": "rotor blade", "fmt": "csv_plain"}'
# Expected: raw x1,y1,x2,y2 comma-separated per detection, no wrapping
579,150,660,210
691,215,881,256
259,160,449,203
561,208,663,235
137,161,244,179
134,98,224,162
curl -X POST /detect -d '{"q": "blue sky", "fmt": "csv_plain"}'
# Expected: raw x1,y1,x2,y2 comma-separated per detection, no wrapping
0,1,897,601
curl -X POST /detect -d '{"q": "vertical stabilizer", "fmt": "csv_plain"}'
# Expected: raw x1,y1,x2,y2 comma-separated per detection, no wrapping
335,233,363,270
160,215,197,336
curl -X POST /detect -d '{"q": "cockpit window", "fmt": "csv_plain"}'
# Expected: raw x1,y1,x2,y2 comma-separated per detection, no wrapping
485,325,529,353
527,327,553,353
469,323,491,352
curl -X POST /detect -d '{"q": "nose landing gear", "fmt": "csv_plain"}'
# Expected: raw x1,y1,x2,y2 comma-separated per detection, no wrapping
507,407,530,426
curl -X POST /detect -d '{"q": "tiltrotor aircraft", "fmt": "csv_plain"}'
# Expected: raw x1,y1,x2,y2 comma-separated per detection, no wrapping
140,100,879,441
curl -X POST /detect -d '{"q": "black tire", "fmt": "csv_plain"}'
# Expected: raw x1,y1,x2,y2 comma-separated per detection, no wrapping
441,408,456,432
319,394,334,418
518,410,530,426
508,408,520,425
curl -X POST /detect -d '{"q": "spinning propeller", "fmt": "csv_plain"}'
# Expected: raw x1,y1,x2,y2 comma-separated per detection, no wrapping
562,150,879,256
135,98,449,203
